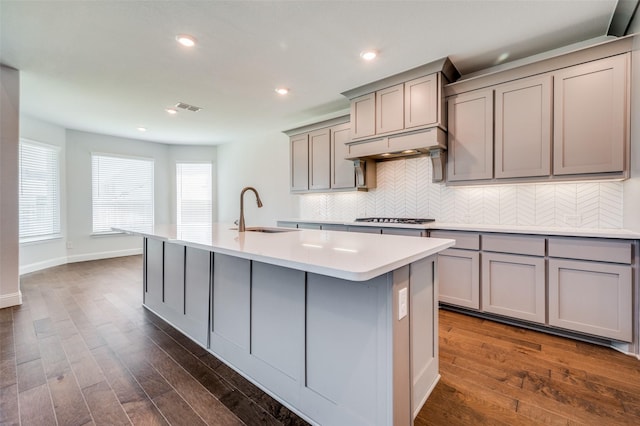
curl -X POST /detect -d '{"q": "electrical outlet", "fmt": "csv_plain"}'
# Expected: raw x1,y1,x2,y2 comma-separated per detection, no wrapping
398,287,408,320
66,241,73,249
564,215,582,227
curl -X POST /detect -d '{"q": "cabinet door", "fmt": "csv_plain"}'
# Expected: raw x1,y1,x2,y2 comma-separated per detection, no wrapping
447,89,494,181
495,75,552,178
376,84,404,135
404,74,438,129
309,128,331,190
481,252,545,323
438,248,479,309
145,238,164,311
548,259,632,342
183,247,210,346
350,93,376,140
553,54,628,175
330,123,355,189
290,134,309,191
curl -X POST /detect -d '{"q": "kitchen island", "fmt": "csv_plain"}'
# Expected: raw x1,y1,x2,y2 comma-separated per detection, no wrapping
116,224,454,426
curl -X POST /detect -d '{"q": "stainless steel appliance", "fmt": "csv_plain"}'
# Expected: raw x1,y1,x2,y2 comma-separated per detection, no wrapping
355,218,435,224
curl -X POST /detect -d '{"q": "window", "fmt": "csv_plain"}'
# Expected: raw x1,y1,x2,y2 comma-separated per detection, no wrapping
176,162,212,228
92,154,154,233
19,140,61,241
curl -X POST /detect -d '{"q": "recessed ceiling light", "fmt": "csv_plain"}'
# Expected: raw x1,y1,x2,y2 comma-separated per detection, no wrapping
165,108,178,115
176,34,197,47
275,87,289,95
496,52,510,63
360,50,378,61
137,127,147,132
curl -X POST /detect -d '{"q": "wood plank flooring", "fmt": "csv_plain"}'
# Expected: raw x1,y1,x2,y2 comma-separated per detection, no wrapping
1,255,639,425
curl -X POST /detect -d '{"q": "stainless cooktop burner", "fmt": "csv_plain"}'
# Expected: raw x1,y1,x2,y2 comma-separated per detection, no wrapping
355,218,435,224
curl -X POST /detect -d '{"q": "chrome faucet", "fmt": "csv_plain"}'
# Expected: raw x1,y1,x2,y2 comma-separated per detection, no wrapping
238,186,263,232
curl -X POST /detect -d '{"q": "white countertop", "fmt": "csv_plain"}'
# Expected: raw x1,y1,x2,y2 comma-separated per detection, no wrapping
278,218,640,239
115,224,455,282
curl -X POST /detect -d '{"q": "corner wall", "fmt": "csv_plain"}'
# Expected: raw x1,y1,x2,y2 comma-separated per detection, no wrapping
216,131,298,227
0,65,21,308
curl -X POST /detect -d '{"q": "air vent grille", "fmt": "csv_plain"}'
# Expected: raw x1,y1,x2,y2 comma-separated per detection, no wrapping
175,102,203,112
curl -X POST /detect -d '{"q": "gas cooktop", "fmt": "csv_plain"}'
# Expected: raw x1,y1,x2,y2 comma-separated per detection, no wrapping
355,218,435,224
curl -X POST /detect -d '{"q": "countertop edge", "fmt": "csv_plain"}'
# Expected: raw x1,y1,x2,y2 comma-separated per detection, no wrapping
278,219,640,239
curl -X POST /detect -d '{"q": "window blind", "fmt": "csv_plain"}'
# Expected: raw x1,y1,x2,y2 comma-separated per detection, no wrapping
92,154,154,233
176,162,212,227
19,140,61,240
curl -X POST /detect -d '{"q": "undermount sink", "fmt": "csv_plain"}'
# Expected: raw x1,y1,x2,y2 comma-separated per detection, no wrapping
230,227,299,233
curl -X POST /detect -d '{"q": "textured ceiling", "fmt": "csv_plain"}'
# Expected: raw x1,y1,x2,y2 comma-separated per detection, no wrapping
0,0,619,145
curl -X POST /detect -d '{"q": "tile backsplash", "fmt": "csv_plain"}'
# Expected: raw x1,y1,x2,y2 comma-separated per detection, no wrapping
299,157,624,229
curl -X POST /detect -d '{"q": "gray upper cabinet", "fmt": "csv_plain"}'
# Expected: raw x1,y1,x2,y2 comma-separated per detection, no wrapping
553,54,629,176
446,89,494,181
350,93,376,140
331,123,356,189
286,117,355,194
404,74,439,129
445,42,631,184
494,75,552,179
350,72,444,143
309,128,331,190
376,83,404,135
290,133,309,192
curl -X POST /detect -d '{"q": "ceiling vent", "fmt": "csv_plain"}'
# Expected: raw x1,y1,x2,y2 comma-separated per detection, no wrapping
175,102,203,112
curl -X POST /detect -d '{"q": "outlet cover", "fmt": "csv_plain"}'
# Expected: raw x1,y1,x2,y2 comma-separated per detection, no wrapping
398,287,408,320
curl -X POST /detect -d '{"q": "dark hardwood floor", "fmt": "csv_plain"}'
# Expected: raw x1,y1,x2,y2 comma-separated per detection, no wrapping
1,255,639,425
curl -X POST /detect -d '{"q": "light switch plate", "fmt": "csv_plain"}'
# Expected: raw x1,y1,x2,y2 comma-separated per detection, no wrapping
398,287,408,320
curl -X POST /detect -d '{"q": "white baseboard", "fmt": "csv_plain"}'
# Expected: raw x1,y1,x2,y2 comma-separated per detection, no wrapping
0,291,22,309
20,256,67,275
66,248,142,264
20,248,143,275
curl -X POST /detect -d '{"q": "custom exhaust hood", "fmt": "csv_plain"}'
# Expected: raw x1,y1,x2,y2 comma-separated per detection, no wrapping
345,127,448,182
340,57,459,183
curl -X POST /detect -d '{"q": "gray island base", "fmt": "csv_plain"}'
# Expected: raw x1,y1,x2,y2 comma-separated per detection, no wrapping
124,225,454,425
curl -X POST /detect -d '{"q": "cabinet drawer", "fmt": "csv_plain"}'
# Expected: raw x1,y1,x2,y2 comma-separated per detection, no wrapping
382,228,426,237
347,138,388,158
482,233,545,256
430,231,479,250
548,237,632,264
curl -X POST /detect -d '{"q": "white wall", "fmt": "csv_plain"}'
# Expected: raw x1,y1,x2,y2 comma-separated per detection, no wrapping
0,65,21,308
19,116,68,273
217,131,298,227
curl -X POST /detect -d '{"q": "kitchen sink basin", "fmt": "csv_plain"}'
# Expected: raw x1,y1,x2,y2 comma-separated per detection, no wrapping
230,227,299,233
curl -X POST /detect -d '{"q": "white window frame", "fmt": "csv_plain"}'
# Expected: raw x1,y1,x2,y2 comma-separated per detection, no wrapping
176,161,213,228
91,152,154,235
19,138,61,243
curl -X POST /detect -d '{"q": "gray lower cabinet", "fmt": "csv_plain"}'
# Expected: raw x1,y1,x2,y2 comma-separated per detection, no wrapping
548,237,633,342
481,252,546,324
481,234,546,324
430,230,480,310
348,226,383,234
382,228,427,237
